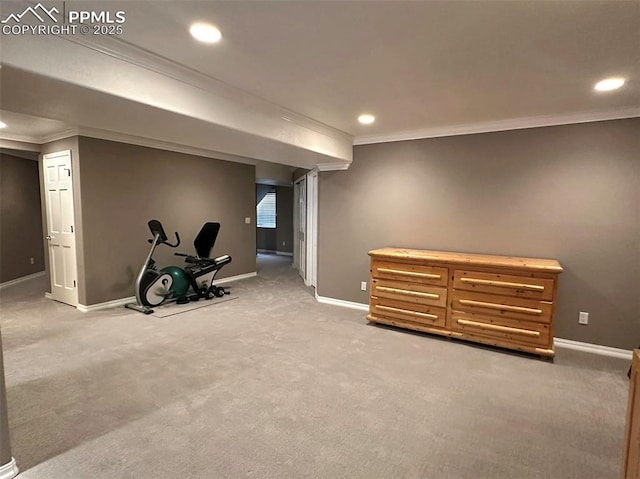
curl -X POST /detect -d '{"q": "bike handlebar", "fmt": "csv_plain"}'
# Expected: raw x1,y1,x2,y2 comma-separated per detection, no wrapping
164,232,180,248
148,231,180,247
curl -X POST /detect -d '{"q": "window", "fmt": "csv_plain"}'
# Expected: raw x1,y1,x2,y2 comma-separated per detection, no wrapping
257,191,276,228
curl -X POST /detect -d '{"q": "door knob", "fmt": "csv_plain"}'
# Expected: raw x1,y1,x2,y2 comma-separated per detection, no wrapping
45,235,52,240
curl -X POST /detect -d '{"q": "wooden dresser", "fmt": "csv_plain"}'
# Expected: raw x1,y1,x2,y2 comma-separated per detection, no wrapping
624,350,640,479
368,248,563,357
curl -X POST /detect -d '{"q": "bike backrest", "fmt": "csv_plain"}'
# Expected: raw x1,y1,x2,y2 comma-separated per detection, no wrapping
148,219,168,243
194,222,220,258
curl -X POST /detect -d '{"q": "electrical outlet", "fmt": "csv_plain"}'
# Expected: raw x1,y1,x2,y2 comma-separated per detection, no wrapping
360,281,367,291
282,241,286,246
579,311,589,325
30,257,35,265
245,217,251,224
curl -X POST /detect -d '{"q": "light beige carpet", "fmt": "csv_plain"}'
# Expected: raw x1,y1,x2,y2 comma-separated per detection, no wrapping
0,254,631,479
150,296,237,318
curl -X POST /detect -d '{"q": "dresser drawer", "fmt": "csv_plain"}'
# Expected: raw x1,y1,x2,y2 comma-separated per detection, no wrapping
453,270,554,301
370,296,446,328
450,311,551,347
371,260,448,286
451,290,552,323
372,279,447,308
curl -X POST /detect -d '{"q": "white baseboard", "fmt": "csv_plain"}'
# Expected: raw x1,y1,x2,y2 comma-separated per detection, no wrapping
554,338,633,360
258,249,293,256
44,292,52,299
215,271,257,284
77,296,135,312
0,458,19,479
0,271,45,290
315,294,635,359
77,272,257,312
315,294,369,312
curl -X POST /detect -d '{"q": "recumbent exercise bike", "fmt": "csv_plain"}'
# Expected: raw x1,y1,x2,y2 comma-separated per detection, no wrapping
126,219,232,314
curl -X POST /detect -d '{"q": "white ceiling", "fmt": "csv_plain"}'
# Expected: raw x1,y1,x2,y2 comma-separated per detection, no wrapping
109,0,640,135
0,0,638,167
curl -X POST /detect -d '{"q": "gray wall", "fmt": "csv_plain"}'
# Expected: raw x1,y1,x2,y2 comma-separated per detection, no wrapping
256,229,277,251
0,329,12,467
318,119,640,350
276,186,293,254
255,161,294,186
76,137,256,305
292,168,309,183
0,153,45,283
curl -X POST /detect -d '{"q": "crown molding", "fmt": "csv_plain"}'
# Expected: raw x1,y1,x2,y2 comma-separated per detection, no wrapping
353,106,640,145
35,127,259,165
60,35,352,143
0,137,41,151
38,128,77,144
10,125,346,169
0,131,46,144
316,161,351,171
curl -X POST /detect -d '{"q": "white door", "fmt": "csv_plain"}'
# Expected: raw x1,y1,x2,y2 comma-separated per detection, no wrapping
43,150,78,306
296,177,306,280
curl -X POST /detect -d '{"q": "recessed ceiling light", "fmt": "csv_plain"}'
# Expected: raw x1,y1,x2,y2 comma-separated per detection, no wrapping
594,77,625,92
358,114,375,125
0,121,6,129
190,22,222,44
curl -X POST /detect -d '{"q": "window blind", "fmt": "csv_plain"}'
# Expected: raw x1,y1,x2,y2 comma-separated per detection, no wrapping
257,191,276,228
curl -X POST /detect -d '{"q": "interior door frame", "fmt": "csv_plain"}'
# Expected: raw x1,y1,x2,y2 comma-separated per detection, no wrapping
293,175,306,280
305,170,318,288
293,171,318,288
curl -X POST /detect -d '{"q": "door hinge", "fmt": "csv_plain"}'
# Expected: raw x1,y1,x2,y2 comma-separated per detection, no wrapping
73,280,76,287
71,225,73,233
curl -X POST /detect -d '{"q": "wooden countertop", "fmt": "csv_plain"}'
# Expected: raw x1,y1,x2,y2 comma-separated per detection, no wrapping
369,247,563,273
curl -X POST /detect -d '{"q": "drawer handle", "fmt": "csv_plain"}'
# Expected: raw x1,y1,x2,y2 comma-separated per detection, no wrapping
458,299,542,315
460,277,544,291
377,286,440,300
456,319,541,338
378,268,441,280
377,305,439,321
